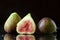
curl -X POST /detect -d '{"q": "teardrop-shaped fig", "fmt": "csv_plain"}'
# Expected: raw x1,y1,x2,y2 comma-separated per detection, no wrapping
4,12,21,33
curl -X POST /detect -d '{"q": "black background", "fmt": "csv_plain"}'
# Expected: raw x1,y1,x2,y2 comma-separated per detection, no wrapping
0,0,60,34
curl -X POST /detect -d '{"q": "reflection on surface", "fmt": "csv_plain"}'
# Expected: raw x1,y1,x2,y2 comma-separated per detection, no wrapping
3,33,58,40
16,35,35,40
39,34,57,40
4,34,15,40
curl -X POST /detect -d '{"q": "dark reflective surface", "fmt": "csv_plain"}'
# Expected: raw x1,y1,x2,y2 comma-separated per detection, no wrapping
0,25,59,40
39,35,57,40
4,34,15,40
16,35,35,40
0,33,58,40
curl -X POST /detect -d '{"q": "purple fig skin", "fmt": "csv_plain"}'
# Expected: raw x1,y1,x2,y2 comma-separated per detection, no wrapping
38,17,57,34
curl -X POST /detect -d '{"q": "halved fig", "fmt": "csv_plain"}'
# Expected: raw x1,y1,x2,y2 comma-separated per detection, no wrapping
4,12,21,33
16,35,35,40
16,13,36,34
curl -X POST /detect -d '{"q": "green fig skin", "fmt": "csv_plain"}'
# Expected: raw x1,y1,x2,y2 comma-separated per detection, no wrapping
16,13,36,34
4,12,21,33
38,17,57,34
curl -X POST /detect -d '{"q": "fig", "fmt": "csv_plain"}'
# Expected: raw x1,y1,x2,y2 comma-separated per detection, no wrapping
16,13,36,34
4,34,15,40
4,12,21,33
16,35,35,40
39,35,57,40
38,17,57,34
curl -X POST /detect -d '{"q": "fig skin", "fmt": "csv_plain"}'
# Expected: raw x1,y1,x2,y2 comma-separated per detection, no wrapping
4,12,21,33
16,13,36,34
16,35,35,40
38,17,57,34
4,34,15,40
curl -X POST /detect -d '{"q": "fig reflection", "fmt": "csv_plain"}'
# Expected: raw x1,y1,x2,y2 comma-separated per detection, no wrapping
39,35,57,40
16,35,35,40
4,34,15,40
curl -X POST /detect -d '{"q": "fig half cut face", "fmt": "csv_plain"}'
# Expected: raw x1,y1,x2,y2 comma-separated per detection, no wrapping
16,13,36,34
